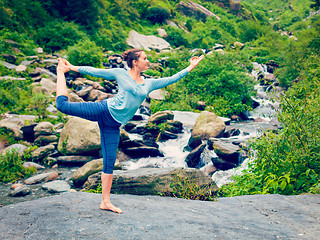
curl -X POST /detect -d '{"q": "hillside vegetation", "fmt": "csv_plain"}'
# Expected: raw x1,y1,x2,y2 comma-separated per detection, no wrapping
0,0,319,195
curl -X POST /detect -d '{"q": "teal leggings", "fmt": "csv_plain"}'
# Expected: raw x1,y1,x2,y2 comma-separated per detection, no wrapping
56,95,121,174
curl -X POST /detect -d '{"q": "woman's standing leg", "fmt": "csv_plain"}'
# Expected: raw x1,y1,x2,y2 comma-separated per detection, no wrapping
99,121,122,213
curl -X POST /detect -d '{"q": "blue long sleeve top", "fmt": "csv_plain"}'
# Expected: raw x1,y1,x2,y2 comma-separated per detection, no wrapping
78,67,189,125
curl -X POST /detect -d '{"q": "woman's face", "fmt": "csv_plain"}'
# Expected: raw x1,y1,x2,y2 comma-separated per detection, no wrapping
135,51,149,71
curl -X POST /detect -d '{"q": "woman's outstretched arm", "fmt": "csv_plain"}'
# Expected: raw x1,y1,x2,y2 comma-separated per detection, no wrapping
147,55,205,91
56,58,70,97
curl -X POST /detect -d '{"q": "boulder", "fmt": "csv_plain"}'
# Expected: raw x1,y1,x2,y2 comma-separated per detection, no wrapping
234,41,245,49
178,1,221,22
185,143,206,168
15,65,27,72
34,135,58,146
87,89,112,102
157,28,168,38
39,78,56,93
9,185,31,197
2,144,27,157
209,139,241,164
42,180,71,193
191,111,226,140
148,110,174,124
126,30,171,51
124,146,164,159
159,130,179,141
10,183,24,190
56,155,94,166
34,122,54,137
84,168,218,197
68,92,84,102
58,117,101,155
72,159,104,187
0,60,17,69
23,162,45,169
31,144,55,162
0,117,25,139
76,86,93,98
24,171,59,185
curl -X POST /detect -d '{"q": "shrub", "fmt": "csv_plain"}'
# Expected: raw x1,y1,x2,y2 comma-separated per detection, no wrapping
36,20,88,53
145,6,170,25
67,39,104,67
0,150,36,183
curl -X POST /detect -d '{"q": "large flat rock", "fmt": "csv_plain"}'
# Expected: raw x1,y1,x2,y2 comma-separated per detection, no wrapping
0,192,319,239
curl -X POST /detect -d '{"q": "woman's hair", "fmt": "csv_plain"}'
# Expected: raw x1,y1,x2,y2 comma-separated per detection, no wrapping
122,49,143,68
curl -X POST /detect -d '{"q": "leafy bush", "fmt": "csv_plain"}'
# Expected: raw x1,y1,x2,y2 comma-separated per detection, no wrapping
0,29,37,56
0,150,36,183
36,20,88,53
164,25,190,48
67,39,104,67
145,6,170,25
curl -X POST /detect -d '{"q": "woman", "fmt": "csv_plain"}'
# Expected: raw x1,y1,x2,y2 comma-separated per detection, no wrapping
56,49,204,213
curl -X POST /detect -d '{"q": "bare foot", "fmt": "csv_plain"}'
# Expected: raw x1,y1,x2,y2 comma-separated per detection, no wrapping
100,201,122,214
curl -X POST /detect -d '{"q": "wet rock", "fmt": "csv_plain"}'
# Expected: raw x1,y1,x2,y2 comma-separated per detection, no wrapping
24,171,59,185
200,162,217,176
223,127,241,138
9,186,31,197
148,110,174,125
124,146,164,159
42,180,70,193
159,130,179,141
186,143,206,168
191,111,226,140
187,135,202,150
209,139,241,164
72,159,104,187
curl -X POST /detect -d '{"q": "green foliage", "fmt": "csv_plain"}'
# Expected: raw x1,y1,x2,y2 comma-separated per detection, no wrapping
0,149,36,183
31,92,50,120
152,52,255,117
164,25,190,48
0,29,37,56
67,39,104,67
0,77,34,114
221,67,320,196
160,172,216,201
311,0,320,10
0,128,16,146
36,20,88,53
145,6,170,25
